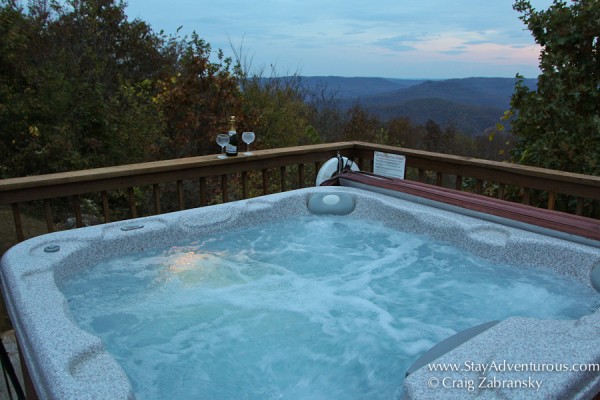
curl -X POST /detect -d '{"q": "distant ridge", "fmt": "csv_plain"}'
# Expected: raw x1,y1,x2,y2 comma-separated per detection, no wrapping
357,77,536,108
294,76,538,135
298,76,426,99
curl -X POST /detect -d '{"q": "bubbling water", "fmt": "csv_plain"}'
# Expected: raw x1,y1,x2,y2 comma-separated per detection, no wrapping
61,215,600,400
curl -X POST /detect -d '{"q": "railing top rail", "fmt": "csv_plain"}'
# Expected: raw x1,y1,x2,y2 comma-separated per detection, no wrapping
1,141,599,204
0,142,357,204
0,142,355,193
352,142,600,187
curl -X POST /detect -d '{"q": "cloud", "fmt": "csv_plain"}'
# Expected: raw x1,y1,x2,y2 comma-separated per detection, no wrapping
439,49,468,55
374,35,422,52
438,44,469,55
464,39,492,45
125,0,547,78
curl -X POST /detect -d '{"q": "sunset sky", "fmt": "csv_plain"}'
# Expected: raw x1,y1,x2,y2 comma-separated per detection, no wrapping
125,0,555,79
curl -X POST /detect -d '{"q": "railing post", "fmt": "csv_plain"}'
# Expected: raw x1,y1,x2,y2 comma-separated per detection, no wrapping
177,180,184,210
455,175,463,191
262,169,269,195
280,166,286,192
199,177,207,206
522,188,530,205
127,188,137,219
475,180,483,195
43,199,54,233
357,158,365,171
242,171,248,199
576,197,584,216
72,195,83,227
547,192,556,211
497,183,506,200
11,203,24,242
101,191,110,223
435,172,443,187
153,184,161,215
221,175,228,203
18,342,38,400
298,164,305,188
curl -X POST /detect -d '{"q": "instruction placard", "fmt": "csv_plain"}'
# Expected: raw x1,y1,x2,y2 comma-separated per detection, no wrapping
373,151,406,179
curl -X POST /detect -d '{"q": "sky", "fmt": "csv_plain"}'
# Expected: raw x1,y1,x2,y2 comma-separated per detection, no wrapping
125,0,555,79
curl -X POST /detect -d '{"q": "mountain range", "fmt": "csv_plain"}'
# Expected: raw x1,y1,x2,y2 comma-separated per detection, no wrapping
297,76,538,136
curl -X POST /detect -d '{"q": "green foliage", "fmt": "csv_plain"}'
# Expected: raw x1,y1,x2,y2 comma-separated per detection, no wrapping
510,0,600,175
0,0,169,176
238,71,313,149
340,105,381,142
154,33,241,158
0,0,241,177
304,125,321,144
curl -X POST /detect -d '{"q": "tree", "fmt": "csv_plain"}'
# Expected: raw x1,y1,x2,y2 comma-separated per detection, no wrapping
510,0,600,175
0,0,171,176
0,0,246,177
385,117,420,149
154,34,241,158
340,104,381,143
422,119,457,153
237,70,314,149
304,79,343,143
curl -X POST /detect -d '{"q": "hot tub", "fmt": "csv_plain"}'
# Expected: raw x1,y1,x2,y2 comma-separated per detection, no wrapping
2,185,600,399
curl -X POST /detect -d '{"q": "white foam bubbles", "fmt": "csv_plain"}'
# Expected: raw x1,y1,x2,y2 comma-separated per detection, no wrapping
60,214,600,400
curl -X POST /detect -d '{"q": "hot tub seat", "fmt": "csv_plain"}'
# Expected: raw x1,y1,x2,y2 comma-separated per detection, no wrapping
405,320,500,377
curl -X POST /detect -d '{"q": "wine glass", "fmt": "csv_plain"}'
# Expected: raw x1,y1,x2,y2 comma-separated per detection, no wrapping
242,131,255,155
216,134,229,159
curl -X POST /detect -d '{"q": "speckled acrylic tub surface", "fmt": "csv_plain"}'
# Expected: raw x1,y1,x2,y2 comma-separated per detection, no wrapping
1,186,600,399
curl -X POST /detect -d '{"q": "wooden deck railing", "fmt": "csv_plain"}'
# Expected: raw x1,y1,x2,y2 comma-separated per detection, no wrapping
2,141,600,244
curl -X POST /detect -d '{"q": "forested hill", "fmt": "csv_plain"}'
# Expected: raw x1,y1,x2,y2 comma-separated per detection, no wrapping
298,76,538,135
297,76,426,98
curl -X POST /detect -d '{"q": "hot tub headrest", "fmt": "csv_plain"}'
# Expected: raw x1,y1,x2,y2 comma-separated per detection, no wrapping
307,193,355,215
591,265,600,293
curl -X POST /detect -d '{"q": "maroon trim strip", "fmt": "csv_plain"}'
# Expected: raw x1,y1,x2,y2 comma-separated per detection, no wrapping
333,171,600,242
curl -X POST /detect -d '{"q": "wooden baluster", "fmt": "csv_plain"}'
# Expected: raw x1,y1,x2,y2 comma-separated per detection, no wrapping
497,183,506,200
18,344,36,400
575,197,584,216
314,162,321,184
475,180,483,195
242,171,249,199
262,169,270,195
547,192,556,210
522,188,530,205
435,172,443,187
357,157,364,170
298,164,305,188
127,188,137,218
280,166,286,192
455,175,463,191
153,184,161,214
199,177,207,206
221,175,228,203
11,203,24,242
101,191,110,223
177,180,184,210
418,169,425,183
73,194,83,227
43,199,54,233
